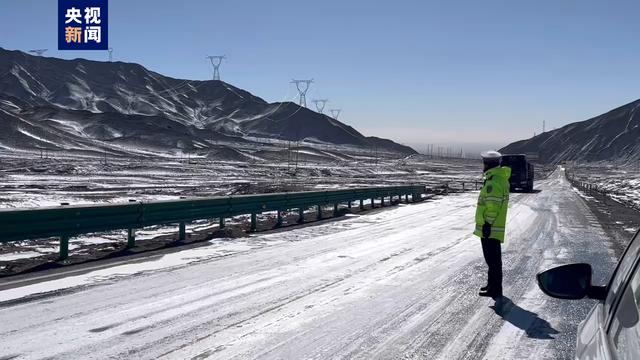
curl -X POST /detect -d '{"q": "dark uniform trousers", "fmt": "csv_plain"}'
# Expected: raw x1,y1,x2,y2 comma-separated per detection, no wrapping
481,237,502,292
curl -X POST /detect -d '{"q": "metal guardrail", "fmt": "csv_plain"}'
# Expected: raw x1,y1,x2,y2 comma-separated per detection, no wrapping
0,185,426,260
566,173,640,212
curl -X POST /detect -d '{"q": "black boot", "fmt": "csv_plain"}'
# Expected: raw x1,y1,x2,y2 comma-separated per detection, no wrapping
480,285,489,292
479,288,503,298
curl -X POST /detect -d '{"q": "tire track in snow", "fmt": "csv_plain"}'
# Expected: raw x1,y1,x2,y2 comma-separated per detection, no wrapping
0,171,617,359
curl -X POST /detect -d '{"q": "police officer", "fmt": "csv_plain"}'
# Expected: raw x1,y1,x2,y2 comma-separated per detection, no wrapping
474,150,511,298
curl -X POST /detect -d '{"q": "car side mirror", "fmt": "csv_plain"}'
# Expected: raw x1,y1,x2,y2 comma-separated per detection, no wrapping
537,263,595,300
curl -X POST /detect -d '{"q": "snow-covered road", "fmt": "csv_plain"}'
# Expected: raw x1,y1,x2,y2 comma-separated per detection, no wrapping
0,169,618,359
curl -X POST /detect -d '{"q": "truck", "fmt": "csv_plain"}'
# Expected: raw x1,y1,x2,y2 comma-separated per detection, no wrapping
501,154,534,192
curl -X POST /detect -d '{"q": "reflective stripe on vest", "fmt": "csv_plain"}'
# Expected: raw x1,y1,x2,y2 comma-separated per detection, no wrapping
475,225,505,233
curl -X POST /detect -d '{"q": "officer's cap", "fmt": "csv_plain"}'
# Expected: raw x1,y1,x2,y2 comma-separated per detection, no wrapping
480,150,502,160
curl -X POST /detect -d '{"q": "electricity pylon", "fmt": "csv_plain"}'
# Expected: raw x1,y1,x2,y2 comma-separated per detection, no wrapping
28,49,47,56
312,99,328,114
291,79,313,107
206,55,226,80
330,109,341,120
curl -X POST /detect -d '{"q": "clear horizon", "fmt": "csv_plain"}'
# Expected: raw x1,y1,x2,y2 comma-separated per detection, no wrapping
2,0,639,153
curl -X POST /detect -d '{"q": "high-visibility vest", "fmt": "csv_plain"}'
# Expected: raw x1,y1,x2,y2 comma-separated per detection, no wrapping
473,166,511,242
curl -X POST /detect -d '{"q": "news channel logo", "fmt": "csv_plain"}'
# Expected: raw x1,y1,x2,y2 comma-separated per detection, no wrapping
58,0,108,50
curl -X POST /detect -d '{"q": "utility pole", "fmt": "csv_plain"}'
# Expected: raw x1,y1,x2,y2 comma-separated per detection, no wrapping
108,47,113,62
312,99,328,114
291,79,313,107
206,55,226,80
28,49,48,56
322,109,342,152
289,79,313,172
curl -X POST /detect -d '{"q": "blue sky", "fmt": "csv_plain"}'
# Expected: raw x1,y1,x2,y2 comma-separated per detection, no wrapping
1,0,639,151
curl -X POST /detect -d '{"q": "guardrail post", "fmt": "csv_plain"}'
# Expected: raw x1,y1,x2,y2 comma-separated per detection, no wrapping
59,235,69,260
381,196,385,207
317,204,323,220
219,217,226,229
462,182,465,191
359,199,364,210
371,198,375,208
276,210,283,227
179,222,186,240
405,194,409,203
298,207,305,223
333,203,339,217
127,228,136,248
250,213,257,232
347,201,352,209
126,199,137,247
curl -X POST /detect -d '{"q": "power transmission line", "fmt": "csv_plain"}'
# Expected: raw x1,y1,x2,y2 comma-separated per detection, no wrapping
286,80,314,172
291,79,313,107
206,55,226,80
312,99,328,114
28,49,48,56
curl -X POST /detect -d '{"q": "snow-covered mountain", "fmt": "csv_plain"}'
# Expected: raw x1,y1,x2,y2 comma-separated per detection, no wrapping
500,99,640,164
0,48,416,156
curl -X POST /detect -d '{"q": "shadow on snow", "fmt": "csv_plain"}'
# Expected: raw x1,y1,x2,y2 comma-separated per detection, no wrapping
490,296,559,339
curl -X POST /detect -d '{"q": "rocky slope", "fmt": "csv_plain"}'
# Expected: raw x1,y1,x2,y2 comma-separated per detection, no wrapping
0,48,415,156
500,99,640,164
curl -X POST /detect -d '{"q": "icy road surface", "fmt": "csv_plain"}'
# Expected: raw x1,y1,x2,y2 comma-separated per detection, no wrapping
0,170,617,359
